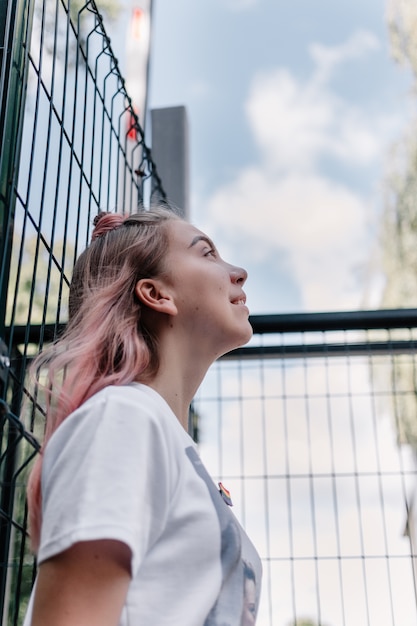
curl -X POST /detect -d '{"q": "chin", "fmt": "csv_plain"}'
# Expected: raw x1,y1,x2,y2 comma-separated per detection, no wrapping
242,320,253,343
230,321,253,351
211,320,253,360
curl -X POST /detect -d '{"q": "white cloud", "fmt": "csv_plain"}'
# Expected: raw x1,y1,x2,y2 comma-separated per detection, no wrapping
245,38,387,174
246,68,335,172
309,30,380,85
207,167,370,310
203,30,398,311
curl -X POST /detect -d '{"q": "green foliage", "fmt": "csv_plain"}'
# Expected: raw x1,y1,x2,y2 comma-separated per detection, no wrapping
6,233,73,328
378,0,417,449
377,0,417,450
387,0,417,79
68,0,120,26
33,0,121,64
380,130,417,309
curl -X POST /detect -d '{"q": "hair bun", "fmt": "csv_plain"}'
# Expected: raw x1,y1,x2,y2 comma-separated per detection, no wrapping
91,212,126,241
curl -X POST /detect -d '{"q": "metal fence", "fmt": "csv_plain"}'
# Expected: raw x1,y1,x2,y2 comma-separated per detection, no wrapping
194,311,417,626
0,0,165,623
2,311,417,625
0,0,166,350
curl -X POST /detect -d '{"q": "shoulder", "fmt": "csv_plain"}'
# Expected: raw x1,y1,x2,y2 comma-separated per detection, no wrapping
43,384,183,471
58,383,175,437
38,385,181,569
41,384,185,496
82,382,171,418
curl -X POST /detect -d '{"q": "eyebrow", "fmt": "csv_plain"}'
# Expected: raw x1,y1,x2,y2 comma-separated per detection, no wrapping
188,235,216,249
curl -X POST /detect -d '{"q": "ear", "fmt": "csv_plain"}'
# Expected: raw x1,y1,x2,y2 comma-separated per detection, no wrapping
134,279,178,316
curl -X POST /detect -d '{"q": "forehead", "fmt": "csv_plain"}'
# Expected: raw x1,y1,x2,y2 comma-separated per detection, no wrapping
166,219,212,249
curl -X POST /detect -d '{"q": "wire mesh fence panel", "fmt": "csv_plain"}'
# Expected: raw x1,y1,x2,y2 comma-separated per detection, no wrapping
194,326,417,626
0,0,165,623
3,0,167,434
7,0,165,348
0,402,39,626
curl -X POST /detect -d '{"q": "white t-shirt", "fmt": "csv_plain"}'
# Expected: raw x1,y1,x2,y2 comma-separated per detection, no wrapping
24,383,262,626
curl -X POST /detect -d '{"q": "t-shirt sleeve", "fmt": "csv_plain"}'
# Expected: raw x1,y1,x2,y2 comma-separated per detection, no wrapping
37,388,171,576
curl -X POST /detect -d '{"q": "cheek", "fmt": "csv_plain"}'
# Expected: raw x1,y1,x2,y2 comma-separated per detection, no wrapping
216,272,231,293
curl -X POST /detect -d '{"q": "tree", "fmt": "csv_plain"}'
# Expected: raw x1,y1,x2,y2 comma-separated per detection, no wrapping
387,0,417,76
381,0,417,310
6,232,73,328
34,0,121,63
376,0,417,449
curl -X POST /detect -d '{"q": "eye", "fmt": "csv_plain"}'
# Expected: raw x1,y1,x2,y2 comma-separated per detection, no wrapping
204,247,217,257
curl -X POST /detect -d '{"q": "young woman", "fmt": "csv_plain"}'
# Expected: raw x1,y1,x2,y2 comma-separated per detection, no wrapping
24,207,262,626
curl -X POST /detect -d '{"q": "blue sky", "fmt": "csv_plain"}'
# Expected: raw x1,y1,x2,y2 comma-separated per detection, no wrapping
118,0,414,314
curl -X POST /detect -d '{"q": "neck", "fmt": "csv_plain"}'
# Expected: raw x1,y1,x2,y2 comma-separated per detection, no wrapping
146,333,215,431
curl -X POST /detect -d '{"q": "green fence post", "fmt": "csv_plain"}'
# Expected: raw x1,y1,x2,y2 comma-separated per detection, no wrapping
0,0,34,350
0,1,34,623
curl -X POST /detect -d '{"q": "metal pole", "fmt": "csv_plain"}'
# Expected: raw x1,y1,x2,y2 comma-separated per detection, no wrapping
0,0,34,345
0,1,34,622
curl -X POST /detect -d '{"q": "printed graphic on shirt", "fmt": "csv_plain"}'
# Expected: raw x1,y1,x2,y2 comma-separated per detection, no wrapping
186,447,260,626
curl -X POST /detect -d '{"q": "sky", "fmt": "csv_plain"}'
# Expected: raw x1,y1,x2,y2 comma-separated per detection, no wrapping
131,0,414,316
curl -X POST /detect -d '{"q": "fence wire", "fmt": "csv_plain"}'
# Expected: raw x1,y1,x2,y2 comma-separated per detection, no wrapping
194,321,417,626
0,0,166,623
3,0,166,368
3,315,417,625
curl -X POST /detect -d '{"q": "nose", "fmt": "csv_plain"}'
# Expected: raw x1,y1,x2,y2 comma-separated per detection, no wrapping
230,264,248,285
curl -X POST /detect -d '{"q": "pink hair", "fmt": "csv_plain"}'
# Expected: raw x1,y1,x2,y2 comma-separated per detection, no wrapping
27,208,179,551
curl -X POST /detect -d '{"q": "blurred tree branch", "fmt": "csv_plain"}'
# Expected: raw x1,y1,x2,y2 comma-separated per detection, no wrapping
377,0,417,448
33,0,121,63
387,0,417,80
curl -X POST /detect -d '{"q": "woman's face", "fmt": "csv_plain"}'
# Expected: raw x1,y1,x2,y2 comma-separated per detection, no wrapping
241,578,257,626
162,219,252,357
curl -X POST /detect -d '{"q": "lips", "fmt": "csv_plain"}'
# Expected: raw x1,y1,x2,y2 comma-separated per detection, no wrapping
231,293,247,306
